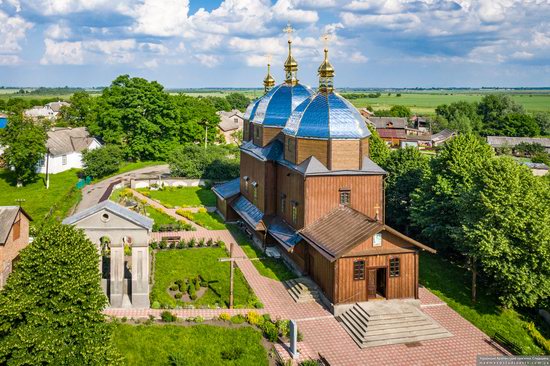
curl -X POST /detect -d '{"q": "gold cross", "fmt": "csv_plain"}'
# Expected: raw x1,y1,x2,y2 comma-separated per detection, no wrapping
283,22,294,41
321,33,330,49
266,53,272,65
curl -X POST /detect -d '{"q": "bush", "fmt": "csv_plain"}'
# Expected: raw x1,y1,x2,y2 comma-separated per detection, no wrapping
230,314,246,324
198,207,207,214
206,238,213,247
159,239,168,249
216,240,225,249
246,311,263,326
277,319,290,337
219,313,231,321
198,238,205,247
177,240,186,249
262,314,271,323
174,292,182,299
82,145,123,179
220,347,244,361
194,277,200,291
169,284,179,291
160,311,177,322
300,360,318,366
187,238,196,248
193,316,204,323
174,279,185,291
151,301,161,309
261,321,279,342
169,144,240,180
188,284,196,300
525,322,550,354
149,241,159,249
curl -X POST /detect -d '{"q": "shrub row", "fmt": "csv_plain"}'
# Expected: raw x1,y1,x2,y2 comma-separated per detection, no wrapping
150,238,225,250
525,322,550,354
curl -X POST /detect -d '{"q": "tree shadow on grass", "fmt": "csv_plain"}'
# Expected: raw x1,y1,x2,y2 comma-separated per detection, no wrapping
195,187,217,206
419,252,500,316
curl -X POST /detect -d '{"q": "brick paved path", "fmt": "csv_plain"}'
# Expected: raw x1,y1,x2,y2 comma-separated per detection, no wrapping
107,211,507,364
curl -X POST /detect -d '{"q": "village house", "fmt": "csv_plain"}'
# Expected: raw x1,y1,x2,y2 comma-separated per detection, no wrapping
37,127,102,174
24,101,70,120
368,117,408,147
0,206,32,288
213,40,435,313
487,136,550,153
217,109,244,143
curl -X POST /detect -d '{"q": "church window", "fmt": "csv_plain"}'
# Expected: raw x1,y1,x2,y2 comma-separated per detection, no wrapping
280,193,286,214
373,233,382,247
353,260,365,280
243,176,249,192
291,201,298,224
339,189,351,206
389,257,400,277
252,182,258,204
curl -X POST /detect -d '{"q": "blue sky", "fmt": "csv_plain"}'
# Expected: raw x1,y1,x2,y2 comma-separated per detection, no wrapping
0,0,549,88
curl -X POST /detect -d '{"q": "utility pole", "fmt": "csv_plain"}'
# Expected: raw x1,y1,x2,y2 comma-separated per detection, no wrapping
205,125,208,150
45,149,50,189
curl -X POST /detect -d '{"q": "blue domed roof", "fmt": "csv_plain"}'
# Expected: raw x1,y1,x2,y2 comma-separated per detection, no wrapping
283,92,371,139
248,83,313,128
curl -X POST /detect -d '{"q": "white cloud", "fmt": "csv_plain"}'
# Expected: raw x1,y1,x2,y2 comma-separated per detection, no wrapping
194,53,221,67
86,39,136,63
348,51,368,63
40,39,84,65
132,0,189,37
45,23,71,40
0,10,32,53
272,0,319,23
0,54,20,65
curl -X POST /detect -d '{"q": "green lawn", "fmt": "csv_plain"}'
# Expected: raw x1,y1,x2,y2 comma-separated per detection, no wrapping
144,206,178,226
185,211,226,230
151,248,257,308
419,252,546,355
0,168,80,224
347,92,550,115
228,225,297,282
139,186,217,208
114,323,268,366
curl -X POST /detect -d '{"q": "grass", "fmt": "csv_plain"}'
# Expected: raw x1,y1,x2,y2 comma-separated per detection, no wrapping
138,186,217,207
228,225,297,282
419,252,546,355
113,323,268,366
144,205,178,226
184,211,226,230
0,168,80,224
347,93,550,115
151,247,257,308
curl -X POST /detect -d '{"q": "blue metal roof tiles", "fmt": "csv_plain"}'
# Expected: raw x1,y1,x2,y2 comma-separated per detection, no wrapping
212,178,240,199
283,92,371,139
230,196,264,228
250,83,313,127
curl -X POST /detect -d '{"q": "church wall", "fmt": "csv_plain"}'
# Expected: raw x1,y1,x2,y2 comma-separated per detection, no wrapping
284,135,297,164
329,139,361,170
262,127,282,146
360,137,370,160
239,152,266,212
347,231,416,255
304,175,384,226
252,123,263,146
296,138,329,166
276,164,305,230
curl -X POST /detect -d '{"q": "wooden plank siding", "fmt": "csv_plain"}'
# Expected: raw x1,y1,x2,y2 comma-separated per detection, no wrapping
262,127,282,147
276,165,305,230
329,139,361,170
296,138,329,166
252,123,263,146
307,246,335,302
239,152,266,212
284,135,297,164
304,175,384,226
334,252,418,304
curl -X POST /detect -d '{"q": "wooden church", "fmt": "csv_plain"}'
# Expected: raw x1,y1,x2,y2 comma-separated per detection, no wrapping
213,34,435,307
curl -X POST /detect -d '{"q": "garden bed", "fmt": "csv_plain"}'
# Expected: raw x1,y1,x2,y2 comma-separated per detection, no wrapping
150,246,261,309
176,208,227,230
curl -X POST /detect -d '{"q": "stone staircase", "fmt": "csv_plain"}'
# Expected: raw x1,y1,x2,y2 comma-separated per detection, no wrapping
283,277,321,304
338,301,452,348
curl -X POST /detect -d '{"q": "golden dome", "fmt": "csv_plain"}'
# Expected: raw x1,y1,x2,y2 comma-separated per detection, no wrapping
318,49,334,77
263,63,275,92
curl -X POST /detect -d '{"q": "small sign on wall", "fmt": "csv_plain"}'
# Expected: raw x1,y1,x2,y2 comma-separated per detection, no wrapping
373,233,382,247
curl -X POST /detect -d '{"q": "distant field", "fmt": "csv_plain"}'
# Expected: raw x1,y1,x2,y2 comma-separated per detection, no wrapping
346,93,550,115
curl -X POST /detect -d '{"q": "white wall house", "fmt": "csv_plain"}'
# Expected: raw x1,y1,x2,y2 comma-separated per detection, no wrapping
217,109,244,143
37,127,101,174
24,101,70,121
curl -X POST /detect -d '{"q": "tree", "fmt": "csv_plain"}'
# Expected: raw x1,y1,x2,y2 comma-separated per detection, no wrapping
82,145,123,178
225,93,250,111
382,147,430,233
0,116,47,185
514,142,545,157
59,91,96,127
435,101,483,134
486,113,540,137
204,96,231,112
0,223,121,364
461,158,550,308
367,125,390,166
172,94,221,145
388,105,412,118
91,75,178,161
411,134,494,251
534,112,550,135
477,94,524,128
169,144,239,180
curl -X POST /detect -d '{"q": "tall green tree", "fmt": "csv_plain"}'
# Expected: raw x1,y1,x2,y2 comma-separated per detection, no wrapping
410,133,493,251
59,91,96,127
435,101,483,134
225,93,250,111
204,96,231,112
91,75,178,160
172,94,220,144
485,113,540,137
0,116,47,186
477,94,524,128
383,147,430,233
367,125,390,166
0,223,121,365
534,112,550,135
82,145,123,178
462,158,550,308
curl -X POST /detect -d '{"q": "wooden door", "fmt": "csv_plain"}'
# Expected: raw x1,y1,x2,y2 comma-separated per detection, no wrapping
367,269,377,298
